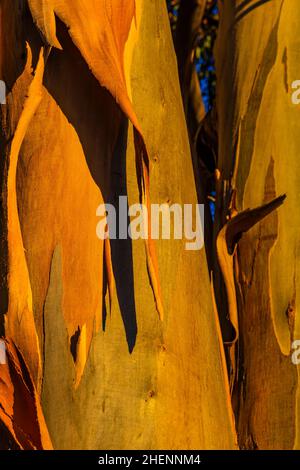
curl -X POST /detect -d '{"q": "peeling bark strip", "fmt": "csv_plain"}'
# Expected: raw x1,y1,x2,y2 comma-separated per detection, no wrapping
28,0,163,321
0,339,52,450
217,195,286,345
2,0,163,395
6,45,48,386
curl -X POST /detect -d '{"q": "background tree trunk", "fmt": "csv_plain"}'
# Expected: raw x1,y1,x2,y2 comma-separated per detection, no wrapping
174,0,207,138
215,0,300,450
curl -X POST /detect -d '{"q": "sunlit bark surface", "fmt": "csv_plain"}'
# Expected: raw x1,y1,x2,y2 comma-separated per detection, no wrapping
0,0,237,450
215,0,300,450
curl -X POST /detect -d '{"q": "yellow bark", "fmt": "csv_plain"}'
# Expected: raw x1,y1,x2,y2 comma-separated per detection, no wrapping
0,0,236,450
216,0,300,450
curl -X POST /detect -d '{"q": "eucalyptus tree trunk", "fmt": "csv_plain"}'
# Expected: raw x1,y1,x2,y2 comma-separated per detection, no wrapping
215,0,300,450
174,0,207,138
0,0,236,450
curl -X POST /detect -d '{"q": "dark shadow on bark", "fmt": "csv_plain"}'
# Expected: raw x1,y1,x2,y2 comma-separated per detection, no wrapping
106,118,137,353
43,18,137,352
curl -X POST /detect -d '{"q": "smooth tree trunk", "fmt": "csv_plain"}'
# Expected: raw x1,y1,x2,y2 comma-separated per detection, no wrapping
0,0,236,450
215,0,300,450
